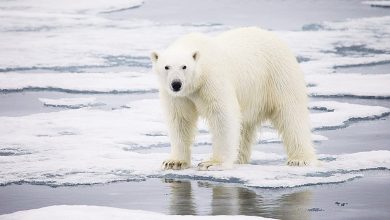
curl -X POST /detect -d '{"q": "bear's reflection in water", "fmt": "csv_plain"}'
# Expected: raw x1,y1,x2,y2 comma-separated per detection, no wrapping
164,179,312,220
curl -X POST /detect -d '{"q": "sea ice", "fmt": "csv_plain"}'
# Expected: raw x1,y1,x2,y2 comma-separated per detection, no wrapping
307,73,390,99
1,71,390,99
0,72,158,93
0,0,144,14
0,99,388,187
0,205,273,220
309,101,390,130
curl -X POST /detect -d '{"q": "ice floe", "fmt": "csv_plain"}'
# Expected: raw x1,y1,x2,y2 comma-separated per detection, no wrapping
307,73,390,99
0,99,388,187
0,205,272,220
281,16,390,75
309,101,390,130
0,2,226,71
0,0,144,14
1,71,390,99
0,72,158,93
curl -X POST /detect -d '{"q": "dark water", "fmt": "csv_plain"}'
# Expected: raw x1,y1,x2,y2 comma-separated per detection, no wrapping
0,172,389,220
0,92,157,117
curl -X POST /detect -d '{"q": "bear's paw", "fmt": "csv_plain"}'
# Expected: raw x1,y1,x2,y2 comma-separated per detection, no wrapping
161,159,189,170
197,161,230,171
287,158,319,166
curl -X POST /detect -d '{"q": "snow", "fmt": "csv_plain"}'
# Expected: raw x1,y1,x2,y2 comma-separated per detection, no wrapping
0,0,225,70
0,0,144,14
0,72,158,93
280,16,390,75
0,99,388,187
307,73,390,98
0,205,272,220
38,97,102,108
310,101,390,130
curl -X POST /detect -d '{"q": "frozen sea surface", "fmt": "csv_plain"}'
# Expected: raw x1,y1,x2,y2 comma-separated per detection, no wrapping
0,99,388,187
0,205,272,220
0,0,390,219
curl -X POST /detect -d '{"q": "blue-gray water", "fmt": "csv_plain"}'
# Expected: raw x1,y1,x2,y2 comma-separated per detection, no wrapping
1,172,389,219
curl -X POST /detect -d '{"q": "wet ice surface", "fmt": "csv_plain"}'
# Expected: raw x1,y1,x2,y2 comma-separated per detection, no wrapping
1,0,390,219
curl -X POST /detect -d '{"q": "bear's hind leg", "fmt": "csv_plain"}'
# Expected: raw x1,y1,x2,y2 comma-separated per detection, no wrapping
271,106,318,166
237,123,257,164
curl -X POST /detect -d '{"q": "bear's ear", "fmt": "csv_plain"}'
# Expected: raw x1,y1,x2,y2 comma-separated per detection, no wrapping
192,51,199,61
150,51,159,64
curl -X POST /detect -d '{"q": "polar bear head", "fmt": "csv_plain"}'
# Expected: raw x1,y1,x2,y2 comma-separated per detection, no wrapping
150,49,200,97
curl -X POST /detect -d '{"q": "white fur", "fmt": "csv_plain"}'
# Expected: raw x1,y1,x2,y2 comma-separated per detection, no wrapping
151,27,318,170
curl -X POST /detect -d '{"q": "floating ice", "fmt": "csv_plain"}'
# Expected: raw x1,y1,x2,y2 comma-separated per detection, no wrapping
2,71,390,99
38,97,103,109
307,73,390,99
0,2,226,71
0,0,144,14
160,150,390,188
280,16,390,75
0,99,388,187
0,205,272,220
1,0,389,75
310,101,390,130
0,72,158,93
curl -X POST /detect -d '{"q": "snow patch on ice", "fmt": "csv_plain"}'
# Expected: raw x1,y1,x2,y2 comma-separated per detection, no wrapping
0,72,158,94
310,101,390,130
281,16,390,77
0,205,272,220
0,0,144,14
307,73,390,99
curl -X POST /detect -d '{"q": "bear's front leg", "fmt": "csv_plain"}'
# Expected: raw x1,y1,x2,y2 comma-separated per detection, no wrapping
198,95,241,171
161,94,198,170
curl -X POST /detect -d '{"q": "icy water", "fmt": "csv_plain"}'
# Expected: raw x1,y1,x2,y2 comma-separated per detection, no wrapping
1,0,390,219
1,172,389,219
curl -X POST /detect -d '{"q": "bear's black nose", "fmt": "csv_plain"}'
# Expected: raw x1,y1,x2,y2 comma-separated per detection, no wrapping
171,81,182,92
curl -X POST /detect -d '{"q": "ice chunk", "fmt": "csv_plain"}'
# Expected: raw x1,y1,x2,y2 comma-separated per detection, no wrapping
0,205,272,220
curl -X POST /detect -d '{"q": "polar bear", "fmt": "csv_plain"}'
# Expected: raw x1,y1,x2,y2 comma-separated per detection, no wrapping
151,27,317,170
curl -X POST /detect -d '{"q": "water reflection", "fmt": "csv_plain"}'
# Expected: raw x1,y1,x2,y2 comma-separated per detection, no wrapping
164,179,197,215
164,179,312,219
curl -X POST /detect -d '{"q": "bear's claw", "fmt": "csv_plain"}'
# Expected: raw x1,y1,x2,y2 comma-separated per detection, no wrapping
162,159,188,170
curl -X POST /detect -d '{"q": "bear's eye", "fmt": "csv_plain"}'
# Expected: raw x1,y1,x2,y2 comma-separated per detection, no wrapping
182,65,187,70
164,66,170,70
